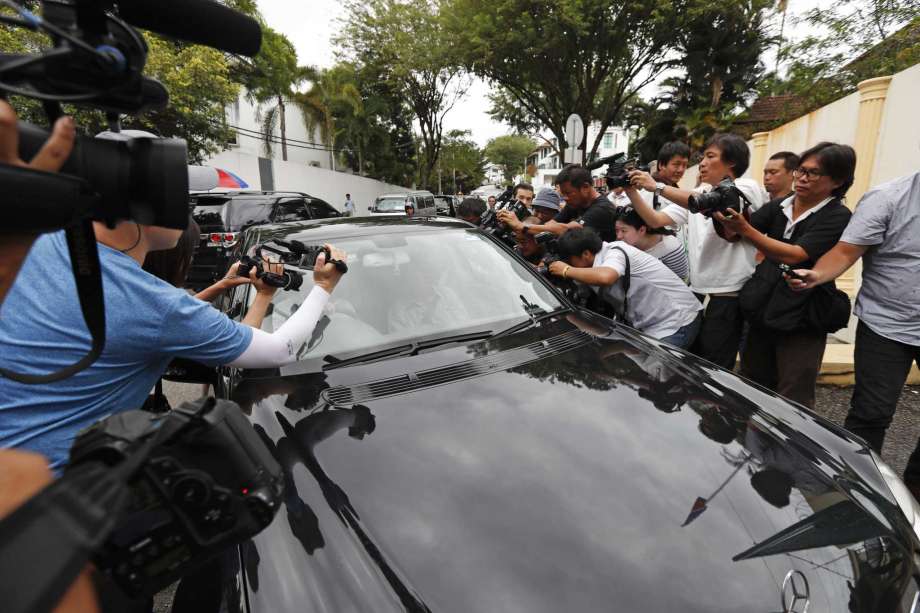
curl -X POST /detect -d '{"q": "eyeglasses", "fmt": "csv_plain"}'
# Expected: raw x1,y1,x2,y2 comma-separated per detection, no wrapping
793,167,826,180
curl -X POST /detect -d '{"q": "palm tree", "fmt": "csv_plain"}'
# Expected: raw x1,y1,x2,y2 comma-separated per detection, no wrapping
296,66,363,171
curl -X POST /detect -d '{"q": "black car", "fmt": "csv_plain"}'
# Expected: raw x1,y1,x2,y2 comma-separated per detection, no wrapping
188,191,341,290
176,217,920,613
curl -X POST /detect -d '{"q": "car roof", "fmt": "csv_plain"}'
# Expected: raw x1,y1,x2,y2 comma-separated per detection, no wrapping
244,216,472,242
190,190,318,201
377,191,434,198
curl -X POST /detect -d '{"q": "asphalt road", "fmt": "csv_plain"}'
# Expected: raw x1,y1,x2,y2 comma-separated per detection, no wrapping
152,381,920,613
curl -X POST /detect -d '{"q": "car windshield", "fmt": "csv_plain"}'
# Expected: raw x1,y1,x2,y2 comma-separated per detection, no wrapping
246,228,562,370
375,197,407,212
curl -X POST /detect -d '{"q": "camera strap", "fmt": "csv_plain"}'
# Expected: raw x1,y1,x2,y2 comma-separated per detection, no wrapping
0,218,107,384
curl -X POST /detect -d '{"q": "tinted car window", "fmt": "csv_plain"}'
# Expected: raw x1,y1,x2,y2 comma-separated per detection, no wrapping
227,198,273,231
271,198,308,223
375,197,406,212
306,199,341,218
246,229,562,369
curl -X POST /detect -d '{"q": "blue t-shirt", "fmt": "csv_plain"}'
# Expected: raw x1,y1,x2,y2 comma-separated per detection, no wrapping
0,232,253,470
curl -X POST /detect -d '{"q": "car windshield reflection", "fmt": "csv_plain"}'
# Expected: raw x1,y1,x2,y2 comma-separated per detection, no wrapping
245,228,562,366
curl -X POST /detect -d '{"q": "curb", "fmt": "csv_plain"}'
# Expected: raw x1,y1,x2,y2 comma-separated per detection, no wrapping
818,343,920,386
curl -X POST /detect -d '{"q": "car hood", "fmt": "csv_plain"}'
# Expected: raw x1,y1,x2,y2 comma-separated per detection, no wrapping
232,314,918,612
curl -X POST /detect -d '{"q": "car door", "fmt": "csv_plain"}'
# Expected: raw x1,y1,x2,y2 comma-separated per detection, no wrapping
270,198,310,223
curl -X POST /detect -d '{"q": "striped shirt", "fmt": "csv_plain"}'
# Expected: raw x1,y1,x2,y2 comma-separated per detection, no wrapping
645,234,689,282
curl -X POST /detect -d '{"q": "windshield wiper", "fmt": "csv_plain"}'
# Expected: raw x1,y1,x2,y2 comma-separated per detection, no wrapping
491,305,571,340
323,331,494,371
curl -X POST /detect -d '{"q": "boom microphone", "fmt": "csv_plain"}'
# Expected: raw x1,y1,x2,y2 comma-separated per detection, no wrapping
116,0,262,57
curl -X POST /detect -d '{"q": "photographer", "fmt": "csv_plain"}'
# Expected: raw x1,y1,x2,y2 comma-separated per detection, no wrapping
513,216,547,265
0,204,347,470
626,133,766,368
715,143,855,409
457,196,487,224
548,227,702,347
642,141,691,210
787,170,920,492
498,164,618,242
615,207,689,281
513,182,535,209
531,187,562,223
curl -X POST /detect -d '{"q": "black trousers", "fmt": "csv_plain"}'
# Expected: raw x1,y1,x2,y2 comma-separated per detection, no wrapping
740,325,827,409
843,321,920,485
691,295,744,370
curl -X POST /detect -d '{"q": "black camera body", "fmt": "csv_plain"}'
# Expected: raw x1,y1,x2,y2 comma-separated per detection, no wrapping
586,153,649,190
66,398,284,597
688,177,747,218
236,255,304,291
481,197,530,248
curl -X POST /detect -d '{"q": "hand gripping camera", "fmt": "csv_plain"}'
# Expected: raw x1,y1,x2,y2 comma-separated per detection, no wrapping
480,186,530,248
687,176,753,218
237,238,348,291
587,152,650,190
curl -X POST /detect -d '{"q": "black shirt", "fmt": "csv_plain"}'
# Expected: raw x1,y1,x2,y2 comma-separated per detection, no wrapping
554,195,618,242
750,196,852,266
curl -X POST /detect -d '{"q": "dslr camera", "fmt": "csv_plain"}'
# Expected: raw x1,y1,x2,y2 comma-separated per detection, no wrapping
587,153,650,190
687,177,751,218
480,186,530,248
534,232,596,308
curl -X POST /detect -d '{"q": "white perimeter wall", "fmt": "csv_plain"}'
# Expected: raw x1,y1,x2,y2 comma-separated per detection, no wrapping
205,149,411,214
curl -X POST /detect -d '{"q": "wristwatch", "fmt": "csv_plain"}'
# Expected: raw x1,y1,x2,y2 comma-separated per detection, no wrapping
654,182,665,197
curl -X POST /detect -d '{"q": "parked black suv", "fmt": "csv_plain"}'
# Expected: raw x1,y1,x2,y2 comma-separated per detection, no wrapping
188,191,341,290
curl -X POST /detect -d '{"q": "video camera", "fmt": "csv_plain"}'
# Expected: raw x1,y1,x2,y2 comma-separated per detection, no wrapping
587,153,649,190
0,398,283,611
687,176,753,218
237,238,348,291
0,0,262,384
480,186,530,247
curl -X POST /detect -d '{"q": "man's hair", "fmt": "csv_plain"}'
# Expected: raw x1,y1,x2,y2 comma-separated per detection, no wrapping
143,216,199,287
657,141,690,167
346,193,351,197
799,142,857,198
556,164,593,189
704,133,750,177
616,208,673,236
556,227,603,259
513,182,534,197
458,197,487,219
767,151,799,172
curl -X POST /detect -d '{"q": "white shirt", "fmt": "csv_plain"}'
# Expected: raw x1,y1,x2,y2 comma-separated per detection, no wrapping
608,191,631,207
645,234,689,282
780,196,833,239
660,177,766,295
594,241,702,339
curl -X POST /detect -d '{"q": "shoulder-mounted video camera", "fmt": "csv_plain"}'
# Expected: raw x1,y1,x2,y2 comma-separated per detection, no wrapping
0,397,284,611
587,152,649,190
0,0,261,385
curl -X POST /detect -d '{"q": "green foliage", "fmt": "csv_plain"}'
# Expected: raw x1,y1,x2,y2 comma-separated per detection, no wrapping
631,0,771,162
771,8,920,113
483,135,535,182
338,0,469,189
437,130,486,193
442,0,682,163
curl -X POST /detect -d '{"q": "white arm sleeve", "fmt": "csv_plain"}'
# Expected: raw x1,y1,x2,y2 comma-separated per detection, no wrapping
228,286,330,368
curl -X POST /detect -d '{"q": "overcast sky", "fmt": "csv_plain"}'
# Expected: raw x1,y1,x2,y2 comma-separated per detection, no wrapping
256,0,826,147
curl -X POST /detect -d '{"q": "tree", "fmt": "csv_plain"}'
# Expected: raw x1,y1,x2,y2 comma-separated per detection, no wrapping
438,130,486,193
241,27,308,161
442,0,681,163
483,135,535,182
339,0,469,189
630,0,772,161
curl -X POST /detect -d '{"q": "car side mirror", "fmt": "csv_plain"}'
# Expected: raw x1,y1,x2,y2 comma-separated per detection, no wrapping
161,357,218,385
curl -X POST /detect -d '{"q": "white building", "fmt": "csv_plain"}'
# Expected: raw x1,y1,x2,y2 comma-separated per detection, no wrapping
482,162,505,186
524,124,630,187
